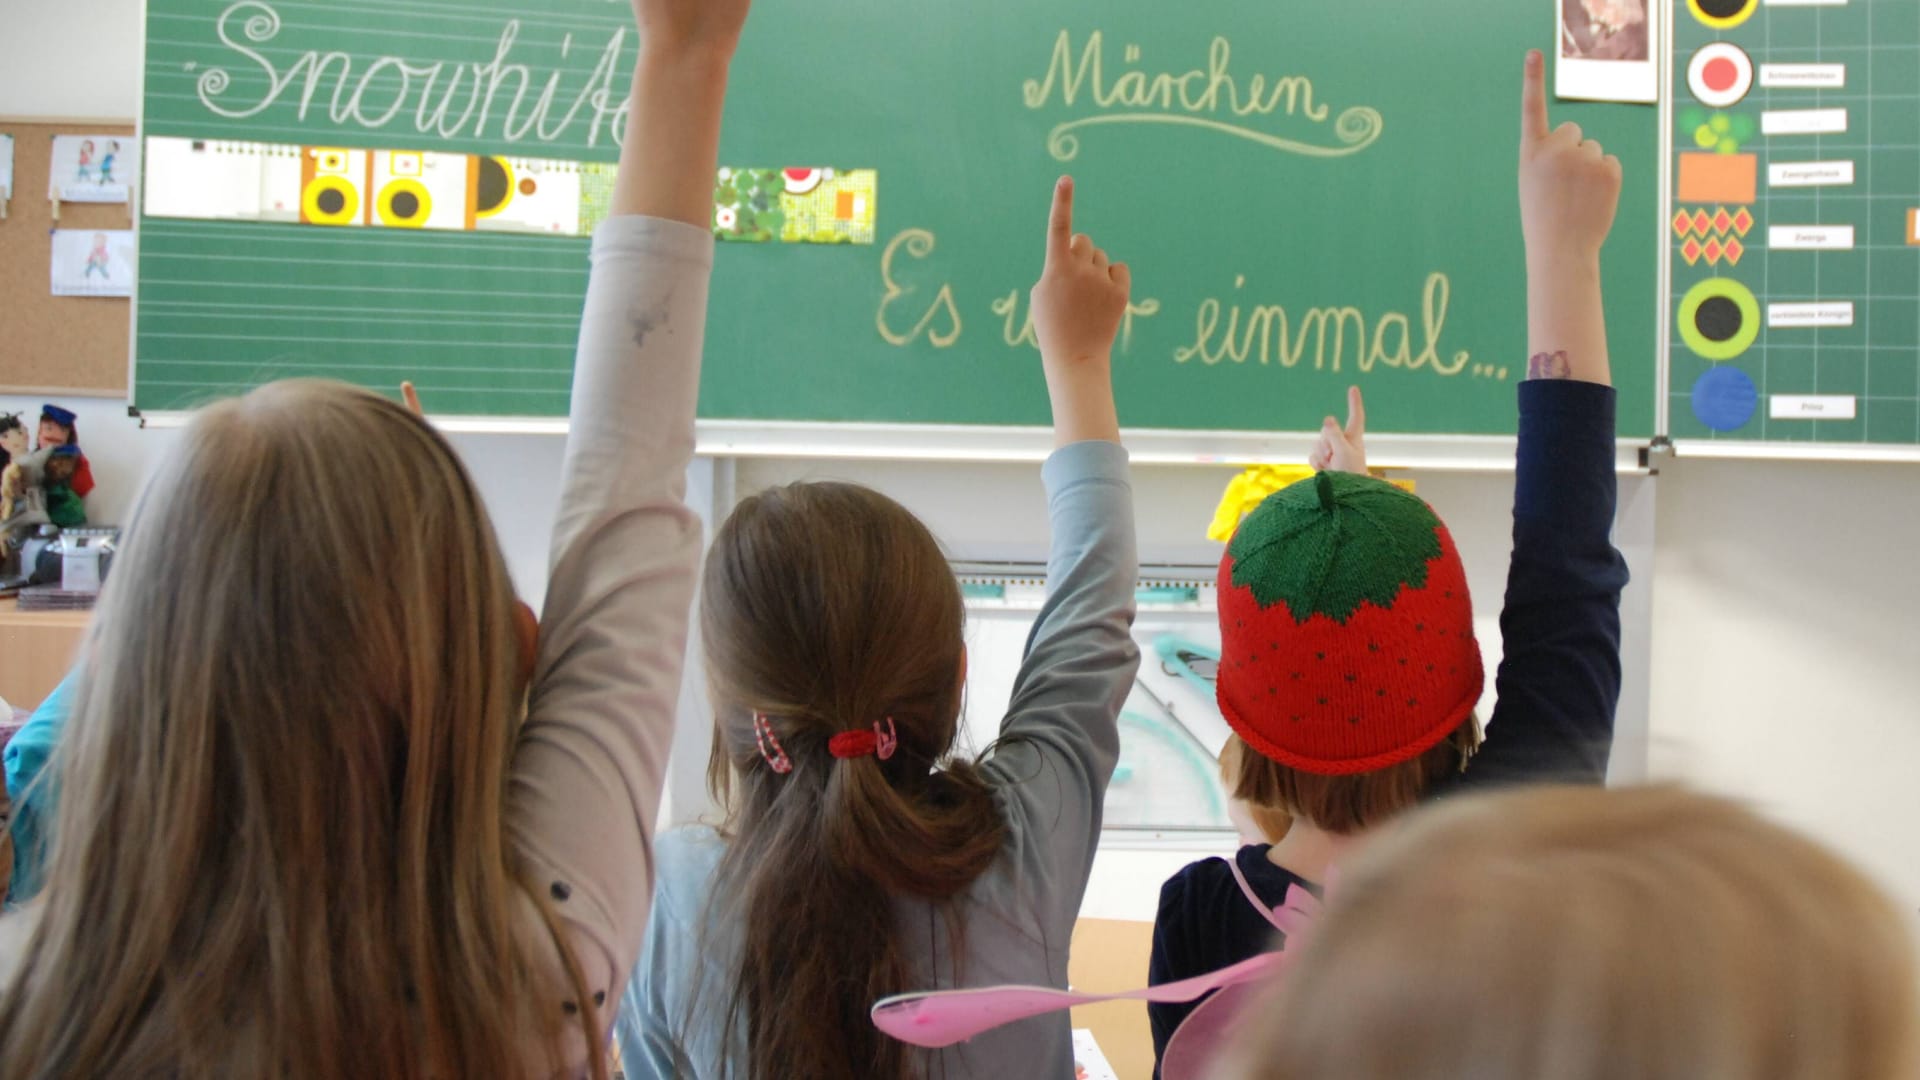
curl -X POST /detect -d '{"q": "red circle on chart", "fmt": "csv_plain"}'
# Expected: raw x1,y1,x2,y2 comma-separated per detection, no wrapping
519,178,538,196
1704,58,1738,90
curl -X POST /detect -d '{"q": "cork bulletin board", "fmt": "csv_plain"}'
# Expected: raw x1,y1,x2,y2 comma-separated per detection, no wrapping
0,119,136,396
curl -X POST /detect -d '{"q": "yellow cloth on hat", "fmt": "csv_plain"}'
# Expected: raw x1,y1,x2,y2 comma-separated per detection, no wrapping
1209,466,1415,543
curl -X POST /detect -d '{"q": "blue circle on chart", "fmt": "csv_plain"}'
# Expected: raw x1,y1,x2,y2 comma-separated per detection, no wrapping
1692,366,1759,432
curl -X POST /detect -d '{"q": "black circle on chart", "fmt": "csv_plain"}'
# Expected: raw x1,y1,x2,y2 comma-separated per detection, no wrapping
390,191,421,219
317,188,347,216
477,158,511,214
1695,296,1744,343
1695,0,1753,17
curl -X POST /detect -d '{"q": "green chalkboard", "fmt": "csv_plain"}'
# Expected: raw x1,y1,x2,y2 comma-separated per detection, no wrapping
136,0,1657,438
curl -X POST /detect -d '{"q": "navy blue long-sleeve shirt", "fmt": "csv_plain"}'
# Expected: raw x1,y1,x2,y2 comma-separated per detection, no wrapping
1147,380,1630,1067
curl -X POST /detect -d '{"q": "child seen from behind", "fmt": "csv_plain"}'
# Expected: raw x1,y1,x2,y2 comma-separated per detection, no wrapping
1213,785,1919,1080
0,0,749,1075
618,178,1142,1080
1148,50,1633,1067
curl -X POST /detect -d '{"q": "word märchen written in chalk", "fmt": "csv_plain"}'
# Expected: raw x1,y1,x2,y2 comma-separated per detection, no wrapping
1022,30,1386,162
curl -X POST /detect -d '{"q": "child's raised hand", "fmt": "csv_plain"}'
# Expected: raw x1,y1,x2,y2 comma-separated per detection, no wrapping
1031,177,1128,446
1308,386,1367,474
1519,50,1623,268
631,0,751,57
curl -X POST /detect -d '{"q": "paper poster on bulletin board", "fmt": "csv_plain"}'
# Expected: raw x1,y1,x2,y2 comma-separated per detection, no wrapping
50,229,136,297
48,134,137,204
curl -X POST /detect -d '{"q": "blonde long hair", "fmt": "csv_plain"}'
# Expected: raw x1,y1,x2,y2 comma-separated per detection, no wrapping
1220,785,1918,1080
0,381,597,1079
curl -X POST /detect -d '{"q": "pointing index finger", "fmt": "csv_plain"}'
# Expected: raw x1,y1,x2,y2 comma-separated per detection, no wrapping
1521,49,1550,147
1047,176,1074,263
1344,385,1367,442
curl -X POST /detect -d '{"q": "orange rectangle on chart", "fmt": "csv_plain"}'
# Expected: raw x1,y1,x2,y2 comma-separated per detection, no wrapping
1678,152,1757,205
1909,208,1919,246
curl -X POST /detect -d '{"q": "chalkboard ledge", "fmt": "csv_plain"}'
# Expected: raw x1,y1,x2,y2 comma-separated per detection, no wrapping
137,412,1654,473
690,420,1653,474
1666,440,1920,465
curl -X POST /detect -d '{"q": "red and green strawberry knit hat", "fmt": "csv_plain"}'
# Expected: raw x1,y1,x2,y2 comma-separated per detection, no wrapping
1216,471,1483,777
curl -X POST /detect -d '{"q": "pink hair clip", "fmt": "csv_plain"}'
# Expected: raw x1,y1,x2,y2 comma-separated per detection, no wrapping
752,713,793,775
828,717,899,762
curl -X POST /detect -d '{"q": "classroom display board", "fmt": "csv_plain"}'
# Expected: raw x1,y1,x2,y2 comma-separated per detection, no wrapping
0,121,137,396
134,0,1659,439
1666,0,1920,448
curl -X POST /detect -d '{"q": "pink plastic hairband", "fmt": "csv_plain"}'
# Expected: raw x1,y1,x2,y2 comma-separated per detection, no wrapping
752,713,793,775
752,715,900,775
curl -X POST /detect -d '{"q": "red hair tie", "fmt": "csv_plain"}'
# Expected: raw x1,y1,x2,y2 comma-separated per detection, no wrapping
752,713,793,775
829,718,899,762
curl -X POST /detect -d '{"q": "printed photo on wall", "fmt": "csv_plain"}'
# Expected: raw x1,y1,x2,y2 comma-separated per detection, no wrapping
50,229,136,298
48,134,139,204
1558,0,1660,103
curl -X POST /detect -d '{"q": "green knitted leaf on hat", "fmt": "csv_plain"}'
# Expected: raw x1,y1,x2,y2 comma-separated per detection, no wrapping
1227,472,1443,624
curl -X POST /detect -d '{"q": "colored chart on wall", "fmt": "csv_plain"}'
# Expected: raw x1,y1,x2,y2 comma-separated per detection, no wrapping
1667,0,1920,447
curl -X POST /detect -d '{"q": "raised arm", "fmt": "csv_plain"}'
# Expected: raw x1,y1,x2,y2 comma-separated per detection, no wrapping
982,178,1140,922
614,3,741,226
507,0,748,1038
1467,51,1629,788
1518,48,1619,388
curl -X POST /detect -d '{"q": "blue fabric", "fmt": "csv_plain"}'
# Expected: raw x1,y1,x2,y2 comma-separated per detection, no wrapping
5,670,76,906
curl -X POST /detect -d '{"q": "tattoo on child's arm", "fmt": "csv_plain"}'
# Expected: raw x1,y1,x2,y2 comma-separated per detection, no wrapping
1527,351,1573,380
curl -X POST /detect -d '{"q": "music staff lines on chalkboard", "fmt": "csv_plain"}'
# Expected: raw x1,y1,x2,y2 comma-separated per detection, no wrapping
1022,30,1384,162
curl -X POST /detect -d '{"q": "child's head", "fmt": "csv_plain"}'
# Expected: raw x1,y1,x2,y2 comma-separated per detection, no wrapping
44,445,79,485
1217,785,1919,1080
697,480,1006,1078
0,380,588,1077
0,413,26,462
38,404,78,451
1216,472,1482,835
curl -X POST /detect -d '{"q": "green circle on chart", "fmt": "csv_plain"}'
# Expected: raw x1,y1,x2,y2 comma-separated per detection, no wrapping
1679,277,1761,360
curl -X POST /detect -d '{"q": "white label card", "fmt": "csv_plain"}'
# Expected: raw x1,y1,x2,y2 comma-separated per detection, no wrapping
1763,109,1849,136
1768,302,1855,329
1766,0,1847,6
1769,225,1855,250
1771,395,1858,420
1760,64,1846,89
1770,161,1855,187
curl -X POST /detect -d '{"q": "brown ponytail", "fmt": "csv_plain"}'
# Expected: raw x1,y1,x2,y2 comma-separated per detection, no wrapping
694,482,1008,1079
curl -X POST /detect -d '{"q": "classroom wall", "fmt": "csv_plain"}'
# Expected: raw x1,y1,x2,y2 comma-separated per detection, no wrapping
1647,457,1920,911
0,0,144,120
0,394,574,605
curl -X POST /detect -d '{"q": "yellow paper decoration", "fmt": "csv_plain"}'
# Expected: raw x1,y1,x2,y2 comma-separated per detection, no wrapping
1209,466,1415,543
